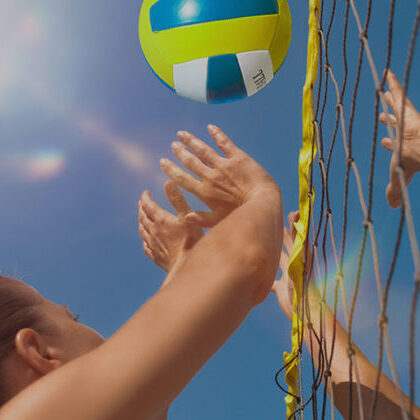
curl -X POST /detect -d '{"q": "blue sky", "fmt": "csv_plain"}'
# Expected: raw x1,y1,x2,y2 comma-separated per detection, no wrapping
0,0,419,418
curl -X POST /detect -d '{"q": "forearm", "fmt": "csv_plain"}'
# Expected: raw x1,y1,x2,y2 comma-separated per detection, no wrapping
302,296,420,419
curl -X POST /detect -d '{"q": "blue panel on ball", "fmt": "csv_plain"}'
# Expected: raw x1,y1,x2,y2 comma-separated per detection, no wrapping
206,54,247,104
150,0,279,32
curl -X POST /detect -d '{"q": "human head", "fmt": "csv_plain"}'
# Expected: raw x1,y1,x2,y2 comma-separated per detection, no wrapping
0,276,105,406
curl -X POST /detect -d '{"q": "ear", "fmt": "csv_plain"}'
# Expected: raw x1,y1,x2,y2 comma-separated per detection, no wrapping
14,328,62,375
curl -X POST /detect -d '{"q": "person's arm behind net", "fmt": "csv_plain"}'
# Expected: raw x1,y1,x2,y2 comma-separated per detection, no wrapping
273,212,420,420
0,126,283,420
272,71,420,419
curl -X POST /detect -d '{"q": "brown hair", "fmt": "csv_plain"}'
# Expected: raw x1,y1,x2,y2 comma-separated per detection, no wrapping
0,276,54,406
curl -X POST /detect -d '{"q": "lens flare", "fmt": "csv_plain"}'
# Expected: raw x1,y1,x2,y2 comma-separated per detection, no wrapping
0,150,66,182
77,116,155,178
0,8,160,184
314,240,377,334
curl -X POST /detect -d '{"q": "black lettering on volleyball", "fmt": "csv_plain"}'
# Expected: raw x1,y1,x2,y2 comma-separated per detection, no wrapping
253,69,267,90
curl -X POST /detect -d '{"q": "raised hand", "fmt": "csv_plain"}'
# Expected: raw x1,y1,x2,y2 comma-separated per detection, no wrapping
159,125,280,227
138,182,204,274
379,71,420,208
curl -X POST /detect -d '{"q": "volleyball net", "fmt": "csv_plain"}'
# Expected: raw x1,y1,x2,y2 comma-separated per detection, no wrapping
278,0,420,418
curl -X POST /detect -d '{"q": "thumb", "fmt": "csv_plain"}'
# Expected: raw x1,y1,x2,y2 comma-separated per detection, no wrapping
387,169,415,209
386,182,402,209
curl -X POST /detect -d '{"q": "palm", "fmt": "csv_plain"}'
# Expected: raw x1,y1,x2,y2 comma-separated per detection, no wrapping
161,219,204,271
138,182,204,275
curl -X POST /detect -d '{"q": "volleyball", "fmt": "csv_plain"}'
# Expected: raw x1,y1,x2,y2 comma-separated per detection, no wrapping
139,0,292,104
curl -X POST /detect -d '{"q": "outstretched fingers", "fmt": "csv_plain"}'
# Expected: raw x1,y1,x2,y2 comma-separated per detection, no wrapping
379,112,398,129
171,141,213,180
384,91,397,116
138,206,157,257
386,71,403,114
177,131,221,167
386,71,416,116
138,202,154,235
138,197,168,265
381,137,395,152
160,158,202,197
143,241,154,260
279,249,290,275
208,124,240,158
140,191,163,222
164,181,192,217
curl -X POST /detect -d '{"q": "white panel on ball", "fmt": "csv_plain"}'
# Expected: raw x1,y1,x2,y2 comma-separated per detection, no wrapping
237,51,274,97
173,57,209,103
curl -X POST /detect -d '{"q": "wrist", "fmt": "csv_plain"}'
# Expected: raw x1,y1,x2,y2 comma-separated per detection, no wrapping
241,184,282,206
169,252,188,274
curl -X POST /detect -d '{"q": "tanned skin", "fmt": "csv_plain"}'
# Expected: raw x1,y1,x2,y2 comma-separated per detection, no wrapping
0,125,283,420
273,213,420,420
140,74,420,419
379,71,420,208
1,71,417,420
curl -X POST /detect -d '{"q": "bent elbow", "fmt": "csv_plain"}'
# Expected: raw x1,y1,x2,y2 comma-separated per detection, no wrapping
236,244,275,306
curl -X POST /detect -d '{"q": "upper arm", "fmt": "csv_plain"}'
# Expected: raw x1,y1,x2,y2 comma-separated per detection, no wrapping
0,348,161,420
0,254,253,420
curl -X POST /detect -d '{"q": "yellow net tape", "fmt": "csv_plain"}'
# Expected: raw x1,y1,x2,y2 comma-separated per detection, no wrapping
283,0,320,417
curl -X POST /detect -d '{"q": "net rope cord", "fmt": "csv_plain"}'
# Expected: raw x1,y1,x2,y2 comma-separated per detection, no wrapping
278,0,420,418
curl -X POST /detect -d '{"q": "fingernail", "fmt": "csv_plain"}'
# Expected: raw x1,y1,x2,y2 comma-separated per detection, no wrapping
208,124,217,133
177,131,187,137
160,158,169,166
171,141,181,150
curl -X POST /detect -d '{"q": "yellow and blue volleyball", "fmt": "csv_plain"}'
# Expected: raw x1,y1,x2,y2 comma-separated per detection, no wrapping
139,0,292,104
